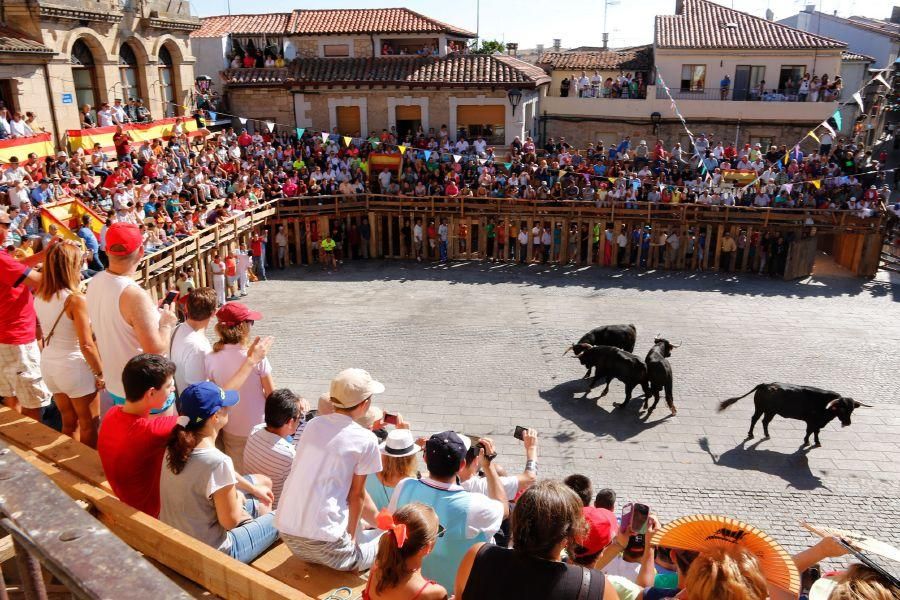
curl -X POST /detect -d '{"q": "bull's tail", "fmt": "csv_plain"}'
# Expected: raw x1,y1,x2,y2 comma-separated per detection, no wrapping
718,384,765,412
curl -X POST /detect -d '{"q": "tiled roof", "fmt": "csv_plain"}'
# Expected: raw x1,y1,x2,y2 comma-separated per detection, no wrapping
221,54,550,88
655,0,845,50
0,25,54,54
842,50,876,63
287,8,475,37
191,13,291,38
537,45,652,71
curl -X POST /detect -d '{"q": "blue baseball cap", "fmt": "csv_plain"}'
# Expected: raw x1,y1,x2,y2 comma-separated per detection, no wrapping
177,382,239,427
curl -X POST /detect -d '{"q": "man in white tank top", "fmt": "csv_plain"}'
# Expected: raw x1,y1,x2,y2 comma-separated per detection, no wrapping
86,223,177,419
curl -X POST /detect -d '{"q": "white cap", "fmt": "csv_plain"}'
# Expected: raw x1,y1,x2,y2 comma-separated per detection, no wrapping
329,368,385,409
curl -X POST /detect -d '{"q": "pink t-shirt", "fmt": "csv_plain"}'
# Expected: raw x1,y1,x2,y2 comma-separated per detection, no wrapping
204,344,271,438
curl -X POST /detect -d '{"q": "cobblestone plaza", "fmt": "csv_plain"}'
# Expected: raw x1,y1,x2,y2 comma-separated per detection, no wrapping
245,261,900,555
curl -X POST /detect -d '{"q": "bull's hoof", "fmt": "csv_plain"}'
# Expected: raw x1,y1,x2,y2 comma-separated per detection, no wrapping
613,402,625,409
746,433,754,440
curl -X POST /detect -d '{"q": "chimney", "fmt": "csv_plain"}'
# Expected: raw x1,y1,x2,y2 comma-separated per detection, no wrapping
803,3,815,12
506,42,518,57
552,38,561,51
602,32,609,50
536,43,544,55
765,8,774,21
892,6,900,24
675,0,685,15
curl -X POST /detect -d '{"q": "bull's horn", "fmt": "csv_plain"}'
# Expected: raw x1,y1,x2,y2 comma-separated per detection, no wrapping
854,401,873,408
563,345,573,356
672,339,683,348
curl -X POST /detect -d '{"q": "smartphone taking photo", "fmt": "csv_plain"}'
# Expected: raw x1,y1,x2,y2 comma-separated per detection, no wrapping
621,502,650,535
383,412,399,425
162,290,178,306
514,425,528,440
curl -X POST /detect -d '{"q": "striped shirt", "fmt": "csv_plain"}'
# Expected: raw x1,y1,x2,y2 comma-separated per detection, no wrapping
242,424,295,506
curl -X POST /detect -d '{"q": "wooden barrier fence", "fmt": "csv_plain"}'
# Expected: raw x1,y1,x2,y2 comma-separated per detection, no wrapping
133,195,886,290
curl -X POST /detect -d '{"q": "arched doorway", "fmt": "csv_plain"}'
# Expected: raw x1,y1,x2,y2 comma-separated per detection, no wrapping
118,42,141,103
158,45,177,116
71,39,99,112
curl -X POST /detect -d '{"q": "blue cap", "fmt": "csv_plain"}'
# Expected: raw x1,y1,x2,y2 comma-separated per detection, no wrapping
178,382,239,427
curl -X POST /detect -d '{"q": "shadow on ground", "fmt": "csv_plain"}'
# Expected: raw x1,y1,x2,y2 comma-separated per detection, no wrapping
269,259,899,301
538,378,672,442
698,436,828,491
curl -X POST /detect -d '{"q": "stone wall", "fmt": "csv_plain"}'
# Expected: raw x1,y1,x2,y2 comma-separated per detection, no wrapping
227,88,295,134
295,39,317,58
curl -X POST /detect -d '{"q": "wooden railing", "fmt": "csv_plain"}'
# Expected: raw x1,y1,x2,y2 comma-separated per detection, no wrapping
131,195,886,291
136,199,277,298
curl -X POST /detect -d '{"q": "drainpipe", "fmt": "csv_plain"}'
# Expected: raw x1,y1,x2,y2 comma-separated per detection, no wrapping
42,63,63,150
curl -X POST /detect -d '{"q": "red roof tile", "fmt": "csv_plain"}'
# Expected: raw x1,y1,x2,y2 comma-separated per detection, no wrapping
287,8,475,37
537,45,652,71
841,50,876,63
221,54,549,88
656,0,845,50
0,25,54,54
191,13,291,38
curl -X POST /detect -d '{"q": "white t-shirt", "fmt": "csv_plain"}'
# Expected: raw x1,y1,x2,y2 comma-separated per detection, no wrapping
602,555,642,583
204,344,271,438
170,323,212,394
243,424,296,506
276,413,381,541
459,474,519,499
414,224,423,241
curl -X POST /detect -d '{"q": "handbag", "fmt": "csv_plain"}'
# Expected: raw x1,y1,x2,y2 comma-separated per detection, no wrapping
42,295,71,348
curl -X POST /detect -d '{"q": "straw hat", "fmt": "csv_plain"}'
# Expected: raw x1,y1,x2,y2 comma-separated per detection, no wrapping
650,514,799,595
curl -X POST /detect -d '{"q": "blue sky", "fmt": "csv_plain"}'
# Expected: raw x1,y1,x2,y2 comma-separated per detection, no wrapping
191,0,898,49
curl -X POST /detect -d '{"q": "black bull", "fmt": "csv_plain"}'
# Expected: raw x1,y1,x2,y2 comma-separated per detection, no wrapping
718,382,870,446
644,338,679,416
572,344,648,407
565,325,637,380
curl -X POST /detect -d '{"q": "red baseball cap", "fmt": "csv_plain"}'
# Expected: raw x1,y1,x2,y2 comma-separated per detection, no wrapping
215,302,262,326
106,223,143,256
575,507,619,557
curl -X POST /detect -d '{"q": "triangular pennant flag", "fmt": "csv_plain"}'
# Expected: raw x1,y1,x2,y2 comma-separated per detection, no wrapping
783,152,789,165
265,121,275,132
852,91,864,112
832,109,842,131
208,111,217,122
608,177,616,184
478,158,487,165
783,183,793,194
820,120,836,137
182,104,190,112
343,136,352,147
659,183,666,191
809,179,821,190
503,162,512,170
424,150,432,161
321,132,329,143
453,154,462,163
808,130,819,143
398,145,407,155
295,127,305,138
875,73,890,88
371,141,380,147
239,117,247,125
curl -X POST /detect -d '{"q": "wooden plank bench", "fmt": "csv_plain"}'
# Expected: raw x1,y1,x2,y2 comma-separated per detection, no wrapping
0,408,367,600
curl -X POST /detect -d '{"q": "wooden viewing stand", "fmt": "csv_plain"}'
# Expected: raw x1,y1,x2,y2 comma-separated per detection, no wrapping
137,195,886,297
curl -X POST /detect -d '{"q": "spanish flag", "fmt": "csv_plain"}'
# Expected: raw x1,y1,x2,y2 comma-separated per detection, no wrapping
67,117,203,154
0,132,54,164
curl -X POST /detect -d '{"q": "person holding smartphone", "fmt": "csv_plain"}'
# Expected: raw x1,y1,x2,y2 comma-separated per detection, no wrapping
457,427,539,499
594,506,660,586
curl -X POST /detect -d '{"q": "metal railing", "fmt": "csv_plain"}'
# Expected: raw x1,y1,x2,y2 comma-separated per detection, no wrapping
0,442,192,599
656,86,841,102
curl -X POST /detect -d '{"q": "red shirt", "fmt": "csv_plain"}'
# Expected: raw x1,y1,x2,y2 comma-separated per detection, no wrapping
113,132,132,157
0,251,35,345
97,407,177,518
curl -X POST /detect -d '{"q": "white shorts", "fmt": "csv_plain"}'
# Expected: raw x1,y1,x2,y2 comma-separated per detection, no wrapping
0,341,52,409
41,353,96,398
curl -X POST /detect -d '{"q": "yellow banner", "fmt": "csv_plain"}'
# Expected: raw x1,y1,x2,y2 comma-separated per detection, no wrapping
0,133,54,164
67,118,201,154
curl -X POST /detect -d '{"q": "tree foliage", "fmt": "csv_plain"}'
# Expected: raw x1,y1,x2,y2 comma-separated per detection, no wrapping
471,39,506,55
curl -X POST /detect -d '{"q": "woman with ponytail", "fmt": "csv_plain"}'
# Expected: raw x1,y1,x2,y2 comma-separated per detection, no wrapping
363,503,447,600
159,381,278,564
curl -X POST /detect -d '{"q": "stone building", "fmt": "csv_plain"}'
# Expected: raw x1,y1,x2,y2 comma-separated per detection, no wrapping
541,0,847,149
192,8,549,145
0,0,198,145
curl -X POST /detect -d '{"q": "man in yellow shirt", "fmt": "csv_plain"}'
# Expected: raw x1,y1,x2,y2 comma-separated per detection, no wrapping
720,231,737,273
321,233,336,271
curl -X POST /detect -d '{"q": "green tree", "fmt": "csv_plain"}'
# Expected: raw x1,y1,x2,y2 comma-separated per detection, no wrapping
471,39,506,55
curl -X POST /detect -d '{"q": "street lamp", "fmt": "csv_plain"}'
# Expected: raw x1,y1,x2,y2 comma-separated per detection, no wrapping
650,111,661,136
507,88,523,115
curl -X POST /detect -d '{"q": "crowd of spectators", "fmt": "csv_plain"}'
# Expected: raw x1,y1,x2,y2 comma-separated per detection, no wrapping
560,72,647,99
0,109,897,597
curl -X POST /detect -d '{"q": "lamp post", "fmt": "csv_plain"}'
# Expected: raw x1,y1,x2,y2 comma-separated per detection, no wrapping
650,111,661,136
507,87,523,116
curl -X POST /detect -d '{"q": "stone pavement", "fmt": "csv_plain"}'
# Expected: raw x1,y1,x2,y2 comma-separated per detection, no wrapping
241,259,900,557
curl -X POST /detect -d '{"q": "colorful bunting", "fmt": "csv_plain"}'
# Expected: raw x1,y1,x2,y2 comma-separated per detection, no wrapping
208,111,217,122
424,150,432,161
809,179,821,189
808,130,819,143
321,132,329,143
503,162,512,170
265,121,275,132
295,127,305,138
831,109,842,131
820,120,836,138
238,117,247,125
875,73,890,88
398,145,407,155
452,154,461,163
852,91,864,112
343,136,352,146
